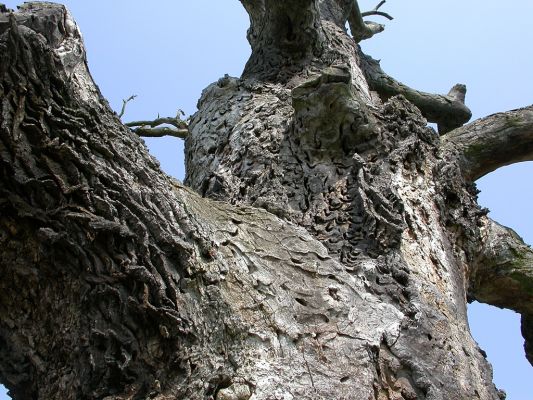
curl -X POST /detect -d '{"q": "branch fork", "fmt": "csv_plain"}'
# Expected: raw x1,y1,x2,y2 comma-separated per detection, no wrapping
117,94,189,139
349,0,393,42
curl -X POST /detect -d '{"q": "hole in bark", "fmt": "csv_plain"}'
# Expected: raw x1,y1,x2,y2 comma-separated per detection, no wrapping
340,376,350,383
294,297,308,307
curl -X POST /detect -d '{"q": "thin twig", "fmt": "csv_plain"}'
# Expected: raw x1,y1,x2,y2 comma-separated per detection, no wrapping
362,1,393,20
361,10,393,20
375,0,386,11
118,95,137,118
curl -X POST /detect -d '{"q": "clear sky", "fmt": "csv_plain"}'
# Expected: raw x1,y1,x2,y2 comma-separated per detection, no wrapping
1,1,532,399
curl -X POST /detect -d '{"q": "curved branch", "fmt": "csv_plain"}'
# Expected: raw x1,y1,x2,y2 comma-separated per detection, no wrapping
125,116,187,130
361,1,393,20
130,126,188,139
360,53,472,133
118,94,137,118
470,217,533,315
441,105,533,181
125,114,189,139
348,1,385,42
469,217,533,365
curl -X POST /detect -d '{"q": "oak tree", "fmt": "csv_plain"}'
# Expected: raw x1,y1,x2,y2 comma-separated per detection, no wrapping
0,2,532,399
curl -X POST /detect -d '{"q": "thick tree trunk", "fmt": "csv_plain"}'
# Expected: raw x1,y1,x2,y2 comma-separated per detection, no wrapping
0,2,532,399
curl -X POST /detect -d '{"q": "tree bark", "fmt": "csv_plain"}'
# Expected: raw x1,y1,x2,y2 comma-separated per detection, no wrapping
0,2,531,399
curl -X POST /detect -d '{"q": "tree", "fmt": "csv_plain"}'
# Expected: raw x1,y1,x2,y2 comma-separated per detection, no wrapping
0,1,531,399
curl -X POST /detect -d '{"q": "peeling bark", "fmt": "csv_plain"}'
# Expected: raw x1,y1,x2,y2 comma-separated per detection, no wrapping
0,2,531,400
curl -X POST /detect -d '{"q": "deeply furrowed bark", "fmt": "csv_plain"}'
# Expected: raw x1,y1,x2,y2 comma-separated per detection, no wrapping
0,1,531,400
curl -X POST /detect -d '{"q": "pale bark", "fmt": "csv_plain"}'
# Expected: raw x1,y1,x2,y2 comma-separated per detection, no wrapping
0,2,531,400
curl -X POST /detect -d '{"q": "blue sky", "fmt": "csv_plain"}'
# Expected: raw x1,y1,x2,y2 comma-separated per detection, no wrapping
1,1,532,398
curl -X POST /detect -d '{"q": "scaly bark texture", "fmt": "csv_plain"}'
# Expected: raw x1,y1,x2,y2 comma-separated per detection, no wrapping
1,2,532,400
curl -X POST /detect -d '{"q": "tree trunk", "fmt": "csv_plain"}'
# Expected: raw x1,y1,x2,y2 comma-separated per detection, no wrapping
0,2,531,399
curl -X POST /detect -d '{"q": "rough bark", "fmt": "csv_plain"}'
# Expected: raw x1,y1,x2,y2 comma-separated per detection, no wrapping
441,106,533,180
0,2,531,400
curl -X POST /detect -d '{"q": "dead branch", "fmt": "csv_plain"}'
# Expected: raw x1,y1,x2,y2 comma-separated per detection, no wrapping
349,0,394,42
118,94,137,118
471,217,533,315
441,105,533,180
130,126,188,139
125,110,189,139
360,52,472,133
362,1,393,20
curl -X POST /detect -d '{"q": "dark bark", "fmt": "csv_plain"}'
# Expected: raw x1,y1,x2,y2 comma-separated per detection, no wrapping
0,1,531,399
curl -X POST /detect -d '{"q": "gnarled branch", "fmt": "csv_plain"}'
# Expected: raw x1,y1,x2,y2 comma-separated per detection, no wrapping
441,105,533,181
471,217,533,315
470,217,533,364
125,112,189,139
118,94,137,118
361,53,472,133
361,1,393,20
129,126,188,139
348,0,388,42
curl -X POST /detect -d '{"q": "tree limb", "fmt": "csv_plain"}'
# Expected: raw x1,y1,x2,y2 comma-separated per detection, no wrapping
118,94,137,118
125,116,188,130
441,105,533,181
471,217,533,315
470,217,533,363
361,1,393,20
348,0,386,42
129,126,188,139
125,112,189,139
360,53,472,133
